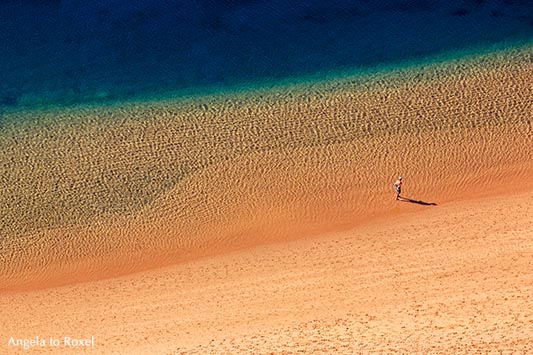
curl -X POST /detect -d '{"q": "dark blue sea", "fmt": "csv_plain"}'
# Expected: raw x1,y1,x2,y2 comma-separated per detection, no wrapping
1,0,532,110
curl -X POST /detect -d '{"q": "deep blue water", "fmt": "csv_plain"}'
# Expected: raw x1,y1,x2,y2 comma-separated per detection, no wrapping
1,0,532,110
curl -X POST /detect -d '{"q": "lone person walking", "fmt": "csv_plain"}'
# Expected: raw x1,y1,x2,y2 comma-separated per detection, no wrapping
393,176,402,200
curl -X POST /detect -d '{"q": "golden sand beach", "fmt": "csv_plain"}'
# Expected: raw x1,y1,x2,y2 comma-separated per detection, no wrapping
1,190,532,354
0,47,532,354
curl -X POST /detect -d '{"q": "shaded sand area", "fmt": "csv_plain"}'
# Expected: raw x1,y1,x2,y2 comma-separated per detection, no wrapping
1,189,532,354
1,47,532,291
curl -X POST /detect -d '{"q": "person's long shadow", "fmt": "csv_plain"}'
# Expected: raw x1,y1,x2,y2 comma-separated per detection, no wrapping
398,196,437,206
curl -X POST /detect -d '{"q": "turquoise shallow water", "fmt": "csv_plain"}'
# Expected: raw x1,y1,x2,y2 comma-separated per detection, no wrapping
0,0,532,112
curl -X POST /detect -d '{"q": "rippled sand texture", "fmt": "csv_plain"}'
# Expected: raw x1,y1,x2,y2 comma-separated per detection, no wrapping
1,47,532,290
1,190,532,354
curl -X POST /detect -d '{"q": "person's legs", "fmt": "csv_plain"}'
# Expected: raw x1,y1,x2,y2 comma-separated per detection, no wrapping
396,187,401,200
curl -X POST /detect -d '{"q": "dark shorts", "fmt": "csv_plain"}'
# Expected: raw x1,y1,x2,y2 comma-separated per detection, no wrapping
395,186,401,194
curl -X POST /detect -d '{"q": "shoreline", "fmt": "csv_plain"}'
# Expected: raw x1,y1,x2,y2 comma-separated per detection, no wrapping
1,41,531,122
1,45,532,291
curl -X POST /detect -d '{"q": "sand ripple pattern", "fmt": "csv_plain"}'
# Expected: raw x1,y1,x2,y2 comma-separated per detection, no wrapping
0,47,532,289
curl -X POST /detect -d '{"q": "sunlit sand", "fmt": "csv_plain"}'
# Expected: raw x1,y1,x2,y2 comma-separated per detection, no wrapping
0,47,532,354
